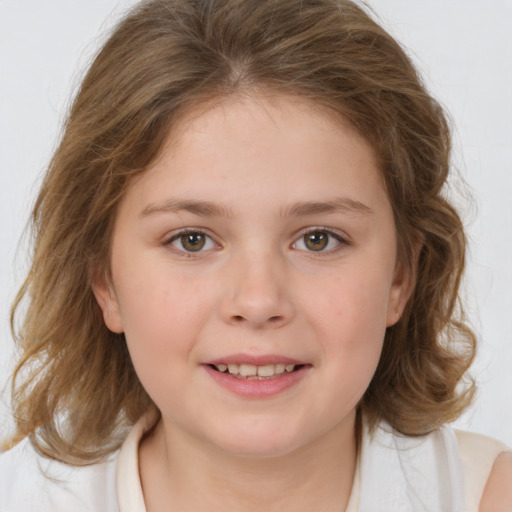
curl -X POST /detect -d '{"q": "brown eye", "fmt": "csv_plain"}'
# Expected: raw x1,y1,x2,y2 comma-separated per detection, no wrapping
168,230,216,253
304,231,329,251
292,229,348,253
180,232,206,252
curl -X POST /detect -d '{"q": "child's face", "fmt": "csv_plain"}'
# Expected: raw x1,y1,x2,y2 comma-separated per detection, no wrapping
94,95,411,457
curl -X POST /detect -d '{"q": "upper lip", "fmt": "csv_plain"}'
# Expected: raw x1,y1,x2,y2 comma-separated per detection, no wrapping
204,353,309,366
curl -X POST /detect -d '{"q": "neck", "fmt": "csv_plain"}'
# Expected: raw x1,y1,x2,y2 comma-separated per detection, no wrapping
139,413,358,512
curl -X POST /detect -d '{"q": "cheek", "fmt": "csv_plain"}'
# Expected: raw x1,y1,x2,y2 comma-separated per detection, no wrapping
113,276,212,408
112,265,214,371
114,251,206,328
308,270,392,341
303,273,390,395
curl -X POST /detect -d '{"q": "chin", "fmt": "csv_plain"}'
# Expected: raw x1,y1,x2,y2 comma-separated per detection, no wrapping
206,420,311,459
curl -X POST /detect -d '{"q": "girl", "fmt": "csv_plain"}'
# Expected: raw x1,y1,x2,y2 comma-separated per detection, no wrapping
1,0,511,510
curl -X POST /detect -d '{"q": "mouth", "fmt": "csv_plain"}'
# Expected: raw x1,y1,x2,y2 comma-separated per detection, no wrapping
208,362,305,380
204,357,311,398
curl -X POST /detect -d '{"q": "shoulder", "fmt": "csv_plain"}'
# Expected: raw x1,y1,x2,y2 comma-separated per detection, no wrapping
455,429,512,512
359,420,511,512
359,420,467,511
479,450,512,512
0,437,119,512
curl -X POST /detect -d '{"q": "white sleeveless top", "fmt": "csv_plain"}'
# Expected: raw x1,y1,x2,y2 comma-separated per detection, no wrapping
0,414,507,512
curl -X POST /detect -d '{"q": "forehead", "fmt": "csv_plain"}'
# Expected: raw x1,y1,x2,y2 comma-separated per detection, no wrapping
165,93,375,160
119,94,389,219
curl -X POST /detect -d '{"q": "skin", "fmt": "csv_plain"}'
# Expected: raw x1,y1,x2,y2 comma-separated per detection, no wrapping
480,452,512,512
93,94,418,511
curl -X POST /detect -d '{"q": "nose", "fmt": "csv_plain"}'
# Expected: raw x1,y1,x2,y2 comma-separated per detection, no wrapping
219,250,295,330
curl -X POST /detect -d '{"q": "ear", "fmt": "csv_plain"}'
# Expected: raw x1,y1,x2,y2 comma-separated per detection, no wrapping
386,240,422,327
91,271,124,334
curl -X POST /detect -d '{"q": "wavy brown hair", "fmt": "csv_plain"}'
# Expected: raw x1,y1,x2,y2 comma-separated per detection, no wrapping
8,0,475,464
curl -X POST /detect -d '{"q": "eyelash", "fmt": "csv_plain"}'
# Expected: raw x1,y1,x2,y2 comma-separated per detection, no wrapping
162,227,350,256
291,227,350,255
163,228,219,257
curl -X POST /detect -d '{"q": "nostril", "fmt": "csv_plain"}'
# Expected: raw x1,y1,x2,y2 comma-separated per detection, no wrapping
231,314,284,324
229,314,284,325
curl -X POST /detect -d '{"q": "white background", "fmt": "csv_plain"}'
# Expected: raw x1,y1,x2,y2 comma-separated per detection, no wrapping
1,0,511,445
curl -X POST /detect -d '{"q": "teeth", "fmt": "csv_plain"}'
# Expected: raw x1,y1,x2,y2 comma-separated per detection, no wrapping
239,364,257,377
214,362,298,379
257,364,275,377
275,363,286,374
227,363,239,374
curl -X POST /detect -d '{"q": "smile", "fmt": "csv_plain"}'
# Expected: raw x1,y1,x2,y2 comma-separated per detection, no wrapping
204,358,311,398
210,363,300,380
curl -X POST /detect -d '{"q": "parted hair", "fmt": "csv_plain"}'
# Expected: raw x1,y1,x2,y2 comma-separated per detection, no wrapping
9,0,475,464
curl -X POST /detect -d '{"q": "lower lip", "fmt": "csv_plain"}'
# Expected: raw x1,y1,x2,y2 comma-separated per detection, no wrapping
203,365,311,398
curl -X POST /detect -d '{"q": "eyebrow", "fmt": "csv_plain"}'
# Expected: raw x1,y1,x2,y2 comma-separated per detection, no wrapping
139,196,373,219
140,199,234,218
281,197,374,217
